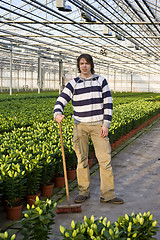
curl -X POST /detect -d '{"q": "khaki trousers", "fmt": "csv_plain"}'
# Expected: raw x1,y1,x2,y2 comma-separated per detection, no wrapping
73,124,115,201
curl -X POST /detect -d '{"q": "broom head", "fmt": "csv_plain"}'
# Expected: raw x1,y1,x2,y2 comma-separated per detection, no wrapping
56,204,82,214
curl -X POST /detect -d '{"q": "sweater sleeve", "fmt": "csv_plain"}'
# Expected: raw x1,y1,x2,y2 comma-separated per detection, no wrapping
54,80,74,119
102,78,113,128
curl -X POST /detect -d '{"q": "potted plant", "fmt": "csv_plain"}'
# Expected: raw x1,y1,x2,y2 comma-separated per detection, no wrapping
54,154,65,188
60,212,159,239
25,160,42,206
66,149,77,180
40,156,56,197
1,163,26,220
19,197,56,240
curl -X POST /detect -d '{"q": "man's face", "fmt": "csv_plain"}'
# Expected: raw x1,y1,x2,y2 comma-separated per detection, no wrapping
79,58,92,77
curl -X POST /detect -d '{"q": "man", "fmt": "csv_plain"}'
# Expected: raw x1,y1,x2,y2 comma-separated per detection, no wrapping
54,53,123,204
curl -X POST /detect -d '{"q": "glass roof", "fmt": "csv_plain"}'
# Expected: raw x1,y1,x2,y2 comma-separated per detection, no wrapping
1,0,160,74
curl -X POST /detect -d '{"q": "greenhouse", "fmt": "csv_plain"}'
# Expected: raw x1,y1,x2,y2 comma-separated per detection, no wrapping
0,0,160,240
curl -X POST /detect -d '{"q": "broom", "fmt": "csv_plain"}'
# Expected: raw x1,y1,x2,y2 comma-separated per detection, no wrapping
56,122,82,214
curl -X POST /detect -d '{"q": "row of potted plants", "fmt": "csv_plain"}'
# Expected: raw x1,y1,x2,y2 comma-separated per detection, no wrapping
0,99,160,208
0,92,159,134
0,95,160,214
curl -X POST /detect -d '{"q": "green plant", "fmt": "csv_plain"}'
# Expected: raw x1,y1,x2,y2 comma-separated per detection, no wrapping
25,160,42,195
40,156,56,186
0,162,26,206
60,212,158,240
19,197,56,240
66,149,77,170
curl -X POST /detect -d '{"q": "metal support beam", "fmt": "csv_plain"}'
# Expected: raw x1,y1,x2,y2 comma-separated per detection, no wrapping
131,72,133,92
2,20,160,25
114,70,116,91
10,45,12,95
37,56,42,94
148,73,150,92
17,66,19,91
59,58,63,94
1,63,2,92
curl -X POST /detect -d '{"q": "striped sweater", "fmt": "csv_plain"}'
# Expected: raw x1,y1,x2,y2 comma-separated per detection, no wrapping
54,74,113,128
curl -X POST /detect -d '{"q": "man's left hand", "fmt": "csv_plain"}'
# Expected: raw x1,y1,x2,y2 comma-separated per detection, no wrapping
101,126,109,138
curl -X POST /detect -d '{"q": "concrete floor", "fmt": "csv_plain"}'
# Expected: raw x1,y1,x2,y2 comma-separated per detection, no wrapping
1,117,160,239
51,118,160,239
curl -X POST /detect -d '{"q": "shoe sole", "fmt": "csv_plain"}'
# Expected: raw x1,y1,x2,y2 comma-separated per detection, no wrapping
74,196,90,203
100,199,124,204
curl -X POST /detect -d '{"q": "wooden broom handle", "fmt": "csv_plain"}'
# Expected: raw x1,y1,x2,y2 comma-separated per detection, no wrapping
59,122,70,206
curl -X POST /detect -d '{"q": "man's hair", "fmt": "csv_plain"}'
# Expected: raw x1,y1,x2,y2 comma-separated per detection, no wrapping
77,54,95,74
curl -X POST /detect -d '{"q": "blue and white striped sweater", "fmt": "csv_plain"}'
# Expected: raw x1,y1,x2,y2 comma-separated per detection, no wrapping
54,74,113,128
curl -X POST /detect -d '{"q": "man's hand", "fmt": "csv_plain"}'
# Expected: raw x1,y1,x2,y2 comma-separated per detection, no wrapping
55,114,65,123
101,126,109,138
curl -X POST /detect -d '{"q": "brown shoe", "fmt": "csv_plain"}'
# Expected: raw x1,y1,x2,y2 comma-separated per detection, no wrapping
100,197,124,204
74,195,90,203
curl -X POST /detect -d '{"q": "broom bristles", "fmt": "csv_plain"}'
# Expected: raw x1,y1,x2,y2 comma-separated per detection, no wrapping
56,204,82,214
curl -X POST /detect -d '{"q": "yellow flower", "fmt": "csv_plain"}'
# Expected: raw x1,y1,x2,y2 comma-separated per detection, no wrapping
152,221,157,227
90,215,94,224
133,218,137,224
109,228,113,236
65,232,70,237
4,231,8,238
132,233,137,238
72,230,77,237
89,229,94,236
60,225,65,234
107,220,110,228
39,209,42,215
147,211,150,216
11,234,16,240
128,225,132,232
101,227,105,235
125,214,129,221
139,217,144,225
149,214,153,221
27,204,30,210
36,196,39,202
102,217,107,226
24,213,29,218
71,220,75,229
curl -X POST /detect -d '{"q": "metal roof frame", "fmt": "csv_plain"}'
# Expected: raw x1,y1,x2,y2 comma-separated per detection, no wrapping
0,0,160,75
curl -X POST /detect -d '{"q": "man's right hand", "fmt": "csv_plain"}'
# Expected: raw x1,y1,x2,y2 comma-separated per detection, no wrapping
55,114,65,123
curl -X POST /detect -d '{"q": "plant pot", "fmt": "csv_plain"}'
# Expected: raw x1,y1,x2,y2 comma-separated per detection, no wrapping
88,158,93,168
6,204,23,220
89,151,94,159
41,184,54,197
67,169,76,180
26,193,40,207
55,176,65,188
